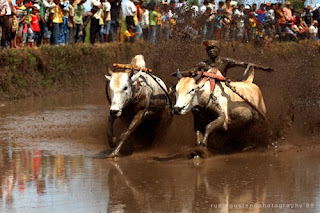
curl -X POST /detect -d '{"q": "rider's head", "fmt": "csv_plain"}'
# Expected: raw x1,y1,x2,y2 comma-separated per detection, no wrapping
203,40,221,59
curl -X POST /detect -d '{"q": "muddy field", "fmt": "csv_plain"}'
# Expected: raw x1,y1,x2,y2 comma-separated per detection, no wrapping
0,42,320,212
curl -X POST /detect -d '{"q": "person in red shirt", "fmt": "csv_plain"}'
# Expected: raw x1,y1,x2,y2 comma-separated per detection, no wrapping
28,4,43,47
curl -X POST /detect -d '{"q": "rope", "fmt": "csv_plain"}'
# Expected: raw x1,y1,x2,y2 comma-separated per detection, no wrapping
225,81,266,120
195,71,266,120
145,72,174,109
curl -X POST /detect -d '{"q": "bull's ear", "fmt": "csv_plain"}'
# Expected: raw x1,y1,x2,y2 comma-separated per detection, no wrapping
105,75,111,81
131,70,143,82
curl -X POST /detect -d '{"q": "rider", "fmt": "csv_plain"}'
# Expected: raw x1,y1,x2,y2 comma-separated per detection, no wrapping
195,40,272,77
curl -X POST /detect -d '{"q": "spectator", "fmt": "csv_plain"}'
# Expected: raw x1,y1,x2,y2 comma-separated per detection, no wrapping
133,0,142,39
50,0,63,46
256,3,266,25
302,6,313,27
283,1,293,24
214,8,223,40
73,0,84,43
42,0,55,44
124,0,136,29
223,0,233,41
29,4,42,47
162,2,172,40
90,0,102,44
140,3,148,41
0,0,10,47
109,0,120,42
15,0,25,47
309,20,318,40
201,6,213,41
234,4,245,41
148,4,157,44
122,24,138,42
60,0,70,45
67,0,74,44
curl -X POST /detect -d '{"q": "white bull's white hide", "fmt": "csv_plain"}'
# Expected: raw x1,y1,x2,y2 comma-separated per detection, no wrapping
103,55,169,157
174,68,266,146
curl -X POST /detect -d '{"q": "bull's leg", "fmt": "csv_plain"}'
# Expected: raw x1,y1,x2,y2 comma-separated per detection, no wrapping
192,111,204,146
201,113,226,147
108,110,145,158
107,113,117,148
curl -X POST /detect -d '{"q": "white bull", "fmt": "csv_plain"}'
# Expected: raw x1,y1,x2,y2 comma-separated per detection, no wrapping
173,67,266,149
103,55,170,158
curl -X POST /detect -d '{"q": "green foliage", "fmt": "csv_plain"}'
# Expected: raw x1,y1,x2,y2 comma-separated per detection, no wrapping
290,0,307,11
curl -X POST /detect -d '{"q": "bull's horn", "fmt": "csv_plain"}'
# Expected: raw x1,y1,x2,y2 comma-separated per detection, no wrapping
194,71,203,83
108,68,114,76
176,69,182,79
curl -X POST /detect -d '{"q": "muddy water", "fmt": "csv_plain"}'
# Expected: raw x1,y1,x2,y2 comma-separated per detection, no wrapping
0,89,319,213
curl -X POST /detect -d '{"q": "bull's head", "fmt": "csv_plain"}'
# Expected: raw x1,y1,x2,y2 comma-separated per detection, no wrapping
105,69,142,116
173,70,206,115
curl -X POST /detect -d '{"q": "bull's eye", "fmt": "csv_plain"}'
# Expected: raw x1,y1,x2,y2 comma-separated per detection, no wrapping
189,88,195,93
124,86,128,91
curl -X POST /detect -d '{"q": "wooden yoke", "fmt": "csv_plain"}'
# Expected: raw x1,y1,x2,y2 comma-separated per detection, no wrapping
113,63,152,73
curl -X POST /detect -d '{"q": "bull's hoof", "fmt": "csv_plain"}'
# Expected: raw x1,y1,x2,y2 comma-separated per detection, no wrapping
92,149,119,159
191,146,210,159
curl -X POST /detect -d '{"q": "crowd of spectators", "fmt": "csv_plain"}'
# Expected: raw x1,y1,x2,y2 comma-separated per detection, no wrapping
0,0,319,48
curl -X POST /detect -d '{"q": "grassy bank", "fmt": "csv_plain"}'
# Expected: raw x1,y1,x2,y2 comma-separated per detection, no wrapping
0,41,319,101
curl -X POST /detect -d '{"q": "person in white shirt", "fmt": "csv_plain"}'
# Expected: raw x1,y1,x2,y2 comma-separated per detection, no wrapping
309,20,318,40
124,0,136,28
234,4,245,40
140,4,149,41
90,0,102,44
102,0,111,42
0,0,10,47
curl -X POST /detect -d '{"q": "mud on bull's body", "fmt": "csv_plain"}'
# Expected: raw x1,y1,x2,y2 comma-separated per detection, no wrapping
103,55,171,158
173,67,266,150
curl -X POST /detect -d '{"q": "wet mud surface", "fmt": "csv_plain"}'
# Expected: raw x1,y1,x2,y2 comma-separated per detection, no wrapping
0,86,319,212
1,42,320,212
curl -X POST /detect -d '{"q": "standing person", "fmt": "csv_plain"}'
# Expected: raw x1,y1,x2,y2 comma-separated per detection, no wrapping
148,4,157,44
309,20,318,40
60,0,70,45
207,0,216,40
162,3,171,41
9,1,18,48
283,1,292,24
223,0,233,41
50,0,63,45
302,6,313,27
101,0,110,42
109,0,120,42
42,0,54,44
234,4,245,41
201,5,213,41
124,0,136,28
90,0,102,44
155,5,162,42
133,0,142,39
73,0,84,43
29,4,43,47
256,3,266,25
214,8,223,40
67,0,74,44
140,3,148,41
251,3,257,16
0,0,10,48
276,3,285,36
15,0,25,47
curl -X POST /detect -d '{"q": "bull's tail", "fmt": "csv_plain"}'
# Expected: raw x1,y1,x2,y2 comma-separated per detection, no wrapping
242,65,255,84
